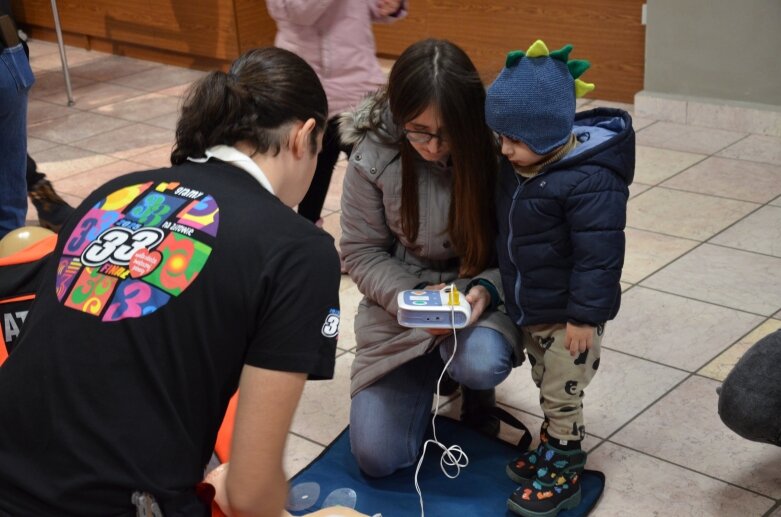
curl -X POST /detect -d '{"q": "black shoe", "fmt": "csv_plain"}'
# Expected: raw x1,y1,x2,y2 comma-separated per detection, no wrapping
507,443,586,517
438,371,459,397
28,179,74,232
460,387,500,437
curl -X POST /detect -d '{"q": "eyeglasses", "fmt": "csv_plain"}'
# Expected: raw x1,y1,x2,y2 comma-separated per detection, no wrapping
402,129,449,144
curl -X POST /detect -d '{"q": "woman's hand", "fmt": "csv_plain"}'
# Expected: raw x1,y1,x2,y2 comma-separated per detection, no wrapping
465,284,490,325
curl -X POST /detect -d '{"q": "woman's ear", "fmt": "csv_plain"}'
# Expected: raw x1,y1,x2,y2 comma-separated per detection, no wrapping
291,118,317,159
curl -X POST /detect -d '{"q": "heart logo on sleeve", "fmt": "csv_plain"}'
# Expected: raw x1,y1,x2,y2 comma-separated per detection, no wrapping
129,248,163,278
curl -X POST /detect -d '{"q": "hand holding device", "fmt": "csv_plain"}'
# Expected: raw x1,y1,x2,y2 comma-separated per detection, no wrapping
396,285,471,329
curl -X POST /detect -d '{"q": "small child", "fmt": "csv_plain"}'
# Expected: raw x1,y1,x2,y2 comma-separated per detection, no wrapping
485,40,635,516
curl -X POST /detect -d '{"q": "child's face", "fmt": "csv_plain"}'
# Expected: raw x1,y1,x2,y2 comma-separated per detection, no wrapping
499,135,545,168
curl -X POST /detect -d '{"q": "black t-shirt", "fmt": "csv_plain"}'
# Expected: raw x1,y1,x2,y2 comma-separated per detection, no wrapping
0,160,341,516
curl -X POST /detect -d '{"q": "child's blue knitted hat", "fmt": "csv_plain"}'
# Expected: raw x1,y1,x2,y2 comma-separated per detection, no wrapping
485,40,595,155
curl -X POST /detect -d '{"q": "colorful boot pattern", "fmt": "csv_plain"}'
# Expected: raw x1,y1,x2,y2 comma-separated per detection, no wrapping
507,442,586,517
506,422,550,483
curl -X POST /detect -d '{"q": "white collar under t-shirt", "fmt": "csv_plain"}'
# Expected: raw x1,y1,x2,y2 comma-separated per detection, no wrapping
187,145,275,195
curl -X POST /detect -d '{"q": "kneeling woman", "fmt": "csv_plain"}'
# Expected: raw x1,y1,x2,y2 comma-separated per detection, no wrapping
340,39,523,477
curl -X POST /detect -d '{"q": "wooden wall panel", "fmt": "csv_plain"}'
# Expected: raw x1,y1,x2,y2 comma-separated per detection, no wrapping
12,0,240,60
374,0,645,103
12,0,644,102
234,0,276,52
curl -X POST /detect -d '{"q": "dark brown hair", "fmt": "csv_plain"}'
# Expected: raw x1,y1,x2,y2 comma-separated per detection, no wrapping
384,39,498,277
171,47,328,165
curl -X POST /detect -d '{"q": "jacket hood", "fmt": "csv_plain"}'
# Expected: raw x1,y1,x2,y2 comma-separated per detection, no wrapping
553,107,635,185
338,91,399,147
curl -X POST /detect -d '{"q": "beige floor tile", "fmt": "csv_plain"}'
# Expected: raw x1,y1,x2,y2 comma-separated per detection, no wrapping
27,136,60,154
284,434,325,479
73,123,174,160
628,182,651,199
587,442,774,516
41,81,147,110
637,122,747,155
627,187,758,240
128,144,175,169
29,70,94,98
612,376,781,498
769,505,781,517
55,160,145,198
145,111,180,131
31,48,109,73
586,100,635,114
28,110,132,144
634,145,705,185
157,82,195,98
291,353,353,445
68,54,160,82
27,39,60,58
321,211,342,253
711,206,781,257
109,65,206,92
622,228,698,283
337,283,362,352
699,319,781,381
631,116,656,131
606,287,764,371
641,244,781,316
496,349,687,439
32,145,119,181
93,92,181,122
772,195,781,207
620,282,632,292
718,134,781,166
26,99,74,125
662,156,781,203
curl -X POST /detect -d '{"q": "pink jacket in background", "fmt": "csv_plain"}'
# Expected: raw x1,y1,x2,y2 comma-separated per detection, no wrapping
266,0,406,118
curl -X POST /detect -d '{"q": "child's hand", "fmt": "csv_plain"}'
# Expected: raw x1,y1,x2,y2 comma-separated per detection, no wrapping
565,322,594,356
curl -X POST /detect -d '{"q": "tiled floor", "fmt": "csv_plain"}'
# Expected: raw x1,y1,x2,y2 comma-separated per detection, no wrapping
23,41,781,516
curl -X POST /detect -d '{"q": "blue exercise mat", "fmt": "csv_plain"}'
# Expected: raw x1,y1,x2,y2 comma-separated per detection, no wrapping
287,416,604,516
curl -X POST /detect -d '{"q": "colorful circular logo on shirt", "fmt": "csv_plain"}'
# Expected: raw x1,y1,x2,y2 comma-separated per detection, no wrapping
55,181,220,321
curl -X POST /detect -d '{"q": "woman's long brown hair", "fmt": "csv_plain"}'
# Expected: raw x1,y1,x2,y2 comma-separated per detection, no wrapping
385,39,498,277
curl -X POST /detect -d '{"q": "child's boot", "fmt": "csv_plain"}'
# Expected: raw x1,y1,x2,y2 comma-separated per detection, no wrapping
507,440,586,517
506,421,550,483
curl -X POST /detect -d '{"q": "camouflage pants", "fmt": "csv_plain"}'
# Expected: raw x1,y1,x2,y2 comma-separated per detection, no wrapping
522,323,603,442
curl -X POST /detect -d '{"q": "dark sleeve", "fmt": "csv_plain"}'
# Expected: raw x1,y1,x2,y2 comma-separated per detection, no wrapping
565,169,628,325
245,234,341,380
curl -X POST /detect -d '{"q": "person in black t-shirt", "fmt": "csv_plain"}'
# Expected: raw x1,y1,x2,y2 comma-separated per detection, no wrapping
0,47,340,517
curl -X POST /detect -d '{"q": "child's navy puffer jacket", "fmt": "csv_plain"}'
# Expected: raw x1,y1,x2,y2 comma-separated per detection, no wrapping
496,107,635,327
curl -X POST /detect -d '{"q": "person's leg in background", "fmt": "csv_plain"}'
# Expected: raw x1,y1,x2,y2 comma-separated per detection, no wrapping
349,352,443,477
0,43,34,239
26,154,74,232
297,117,345,224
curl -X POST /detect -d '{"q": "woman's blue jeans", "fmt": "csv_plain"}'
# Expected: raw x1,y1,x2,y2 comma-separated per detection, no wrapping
0,44,34,239
349,326,513,477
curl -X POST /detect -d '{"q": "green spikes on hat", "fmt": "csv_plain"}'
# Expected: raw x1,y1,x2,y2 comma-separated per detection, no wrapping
503,39,595,98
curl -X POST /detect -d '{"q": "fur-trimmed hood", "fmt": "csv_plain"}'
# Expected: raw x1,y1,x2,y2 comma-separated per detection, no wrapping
337,92,399,147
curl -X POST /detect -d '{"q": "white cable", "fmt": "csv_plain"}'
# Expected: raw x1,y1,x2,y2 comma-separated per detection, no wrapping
414,284,469,517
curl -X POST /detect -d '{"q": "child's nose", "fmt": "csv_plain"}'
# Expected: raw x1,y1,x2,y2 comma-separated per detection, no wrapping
500,139,513,156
